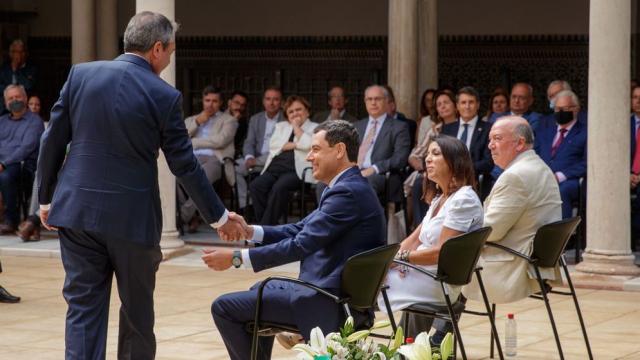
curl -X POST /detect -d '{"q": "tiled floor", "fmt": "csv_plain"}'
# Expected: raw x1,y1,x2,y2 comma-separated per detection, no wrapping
1,252,640,359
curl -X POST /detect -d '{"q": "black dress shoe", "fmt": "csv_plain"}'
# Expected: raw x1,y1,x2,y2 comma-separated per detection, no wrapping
0,285,20,303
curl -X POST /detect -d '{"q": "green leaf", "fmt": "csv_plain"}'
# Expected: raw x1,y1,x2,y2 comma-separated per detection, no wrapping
440,332,454,360
370,319,391,330
391,326,404,350
346,329,370,343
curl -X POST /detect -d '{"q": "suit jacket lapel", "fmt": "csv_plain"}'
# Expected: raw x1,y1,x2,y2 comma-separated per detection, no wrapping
554,121,581,157
371,115,392,158
470,121,485,152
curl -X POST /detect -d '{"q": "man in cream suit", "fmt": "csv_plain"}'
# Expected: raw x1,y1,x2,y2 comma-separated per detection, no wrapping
426,116,562,345
180,86,238,231
463,116,562,303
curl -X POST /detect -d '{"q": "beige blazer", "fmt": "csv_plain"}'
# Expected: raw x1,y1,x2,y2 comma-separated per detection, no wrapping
185,112,239,183
462,150,562,304
262,119,318,184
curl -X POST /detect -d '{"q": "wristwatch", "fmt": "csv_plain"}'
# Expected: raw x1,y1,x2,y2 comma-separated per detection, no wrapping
231,250,243,268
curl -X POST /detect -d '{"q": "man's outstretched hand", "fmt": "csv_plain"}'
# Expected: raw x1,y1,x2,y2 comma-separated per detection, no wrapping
217,212,253,241
201,248,233,271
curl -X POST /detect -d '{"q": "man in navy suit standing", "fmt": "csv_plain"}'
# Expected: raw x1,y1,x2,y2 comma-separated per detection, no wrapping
37,12,242,360
534,90,587,219
203,120,386,360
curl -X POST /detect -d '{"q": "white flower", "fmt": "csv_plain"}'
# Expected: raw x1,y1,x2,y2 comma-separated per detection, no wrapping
293,326,328,359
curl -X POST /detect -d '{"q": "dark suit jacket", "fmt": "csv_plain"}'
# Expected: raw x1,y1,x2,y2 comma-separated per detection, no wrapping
534,117,587,180
394,112,417,147
38,54,226,246
249,166,386,289
354,115,411,174
242,111,284,159
311,109,358,124
442,119,494,198
632,115,637,169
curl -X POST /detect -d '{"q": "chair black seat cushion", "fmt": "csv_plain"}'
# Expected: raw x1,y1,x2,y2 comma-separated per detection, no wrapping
404,300,466,317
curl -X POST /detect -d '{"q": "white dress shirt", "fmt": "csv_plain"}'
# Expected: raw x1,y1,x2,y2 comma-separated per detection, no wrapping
361,114,387,172
456,116,478,150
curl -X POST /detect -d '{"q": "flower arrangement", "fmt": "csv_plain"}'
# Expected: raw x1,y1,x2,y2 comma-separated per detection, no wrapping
293,316,454,360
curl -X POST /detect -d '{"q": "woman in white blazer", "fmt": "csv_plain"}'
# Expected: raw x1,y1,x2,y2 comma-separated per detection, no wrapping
249,95,318,225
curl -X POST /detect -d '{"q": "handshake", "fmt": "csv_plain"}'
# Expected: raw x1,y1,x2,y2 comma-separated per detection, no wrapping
216,212,253,242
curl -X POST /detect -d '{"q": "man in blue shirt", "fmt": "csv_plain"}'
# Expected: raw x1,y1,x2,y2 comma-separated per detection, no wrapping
0,84,44,234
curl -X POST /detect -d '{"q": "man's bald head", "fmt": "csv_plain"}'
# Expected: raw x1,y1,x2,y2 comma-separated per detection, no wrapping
489,116,534,169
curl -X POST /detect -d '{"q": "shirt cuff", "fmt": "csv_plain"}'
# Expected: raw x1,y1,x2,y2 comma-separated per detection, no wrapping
251,225,264,242
372,165,380,174
241,249,253,269
40,204,51,211
209,209,229,229
555,172,567,183
244,154,255,160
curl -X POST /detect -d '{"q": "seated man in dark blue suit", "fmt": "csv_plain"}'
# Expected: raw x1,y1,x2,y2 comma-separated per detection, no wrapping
203,120,386,360
534,90,587,219
489,82,543,131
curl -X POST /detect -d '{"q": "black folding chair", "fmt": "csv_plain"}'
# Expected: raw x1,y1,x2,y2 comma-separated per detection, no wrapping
380,227,503,360
486,216,593,360
248,243,400,360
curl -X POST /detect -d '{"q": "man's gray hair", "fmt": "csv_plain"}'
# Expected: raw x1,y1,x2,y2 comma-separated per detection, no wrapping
548,80,572,93
3,84,26,100
512,82,533,96
514,122,535,146
123,11,179,53
9,39,26,51
364,85,389,99
554,89,580,107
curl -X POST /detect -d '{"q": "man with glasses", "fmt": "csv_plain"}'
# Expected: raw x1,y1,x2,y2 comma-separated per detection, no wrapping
534,90,587,219
311,85,357,123
353,85,410,203
489,82,543,132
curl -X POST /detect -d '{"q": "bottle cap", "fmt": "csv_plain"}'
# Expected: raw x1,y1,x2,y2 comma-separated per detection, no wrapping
405,337,414,344
508,313,514,319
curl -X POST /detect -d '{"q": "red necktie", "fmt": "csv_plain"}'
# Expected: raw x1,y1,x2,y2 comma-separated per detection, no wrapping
551,128,568,158
632,126,640,174
358,119,378,167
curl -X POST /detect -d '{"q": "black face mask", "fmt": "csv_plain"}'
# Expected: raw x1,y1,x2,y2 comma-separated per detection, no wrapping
554,110,574,125
8,100,26,113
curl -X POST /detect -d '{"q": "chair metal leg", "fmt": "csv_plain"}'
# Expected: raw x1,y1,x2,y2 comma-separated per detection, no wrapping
380,288,398,333
560,257,593,360
250,279,269,360
533,265,564,360
442,282,467,360
491,303,496,359
474,270,504,360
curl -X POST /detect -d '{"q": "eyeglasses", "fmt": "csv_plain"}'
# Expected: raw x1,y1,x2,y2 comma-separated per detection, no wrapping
364,97,385,103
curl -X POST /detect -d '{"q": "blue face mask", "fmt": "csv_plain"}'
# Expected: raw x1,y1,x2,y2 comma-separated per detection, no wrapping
549,100,555,111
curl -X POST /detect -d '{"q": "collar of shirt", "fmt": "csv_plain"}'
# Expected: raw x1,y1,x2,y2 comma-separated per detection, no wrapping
328,167,352,188
368,114,386,126
124,52,150,63
556,118,577,133
266,112,279,122
459,115,478,128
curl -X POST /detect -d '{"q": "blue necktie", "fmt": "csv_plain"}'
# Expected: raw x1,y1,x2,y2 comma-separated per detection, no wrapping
460,123,469,148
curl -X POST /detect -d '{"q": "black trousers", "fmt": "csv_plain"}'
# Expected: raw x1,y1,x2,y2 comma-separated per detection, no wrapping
249,169,301,225
59,228,162,360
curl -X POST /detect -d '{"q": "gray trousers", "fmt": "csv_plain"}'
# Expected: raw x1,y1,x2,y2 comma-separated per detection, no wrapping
234,154,268,209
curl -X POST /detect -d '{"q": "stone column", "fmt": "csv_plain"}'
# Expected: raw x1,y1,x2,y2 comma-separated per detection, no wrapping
136,0,184,249
388,0,418,120
96,0,118,60
418,0,438,92
576,0,640,276
71,0,96,64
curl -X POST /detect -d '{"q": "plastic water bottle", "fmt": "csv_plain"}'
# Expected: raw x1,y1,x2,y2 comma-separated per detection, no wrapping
505,313,517,357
